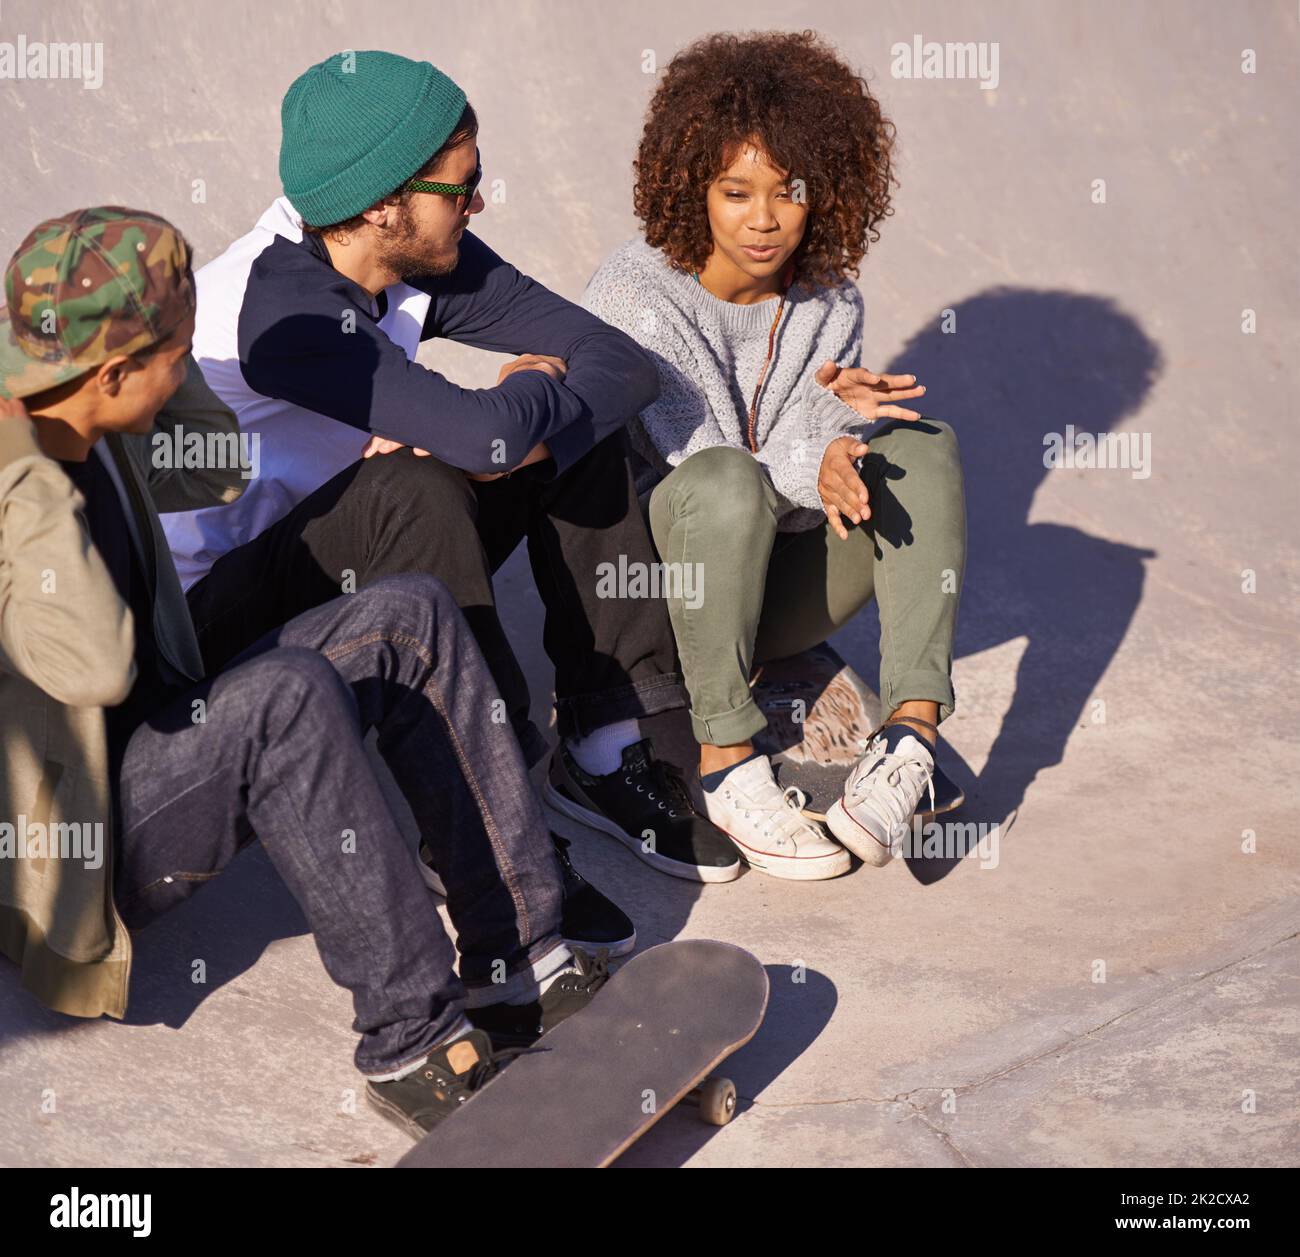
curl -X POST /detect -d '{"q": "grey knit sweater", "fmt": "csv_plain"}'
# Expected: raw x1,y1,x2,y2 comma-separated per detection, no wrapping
581,237,868,531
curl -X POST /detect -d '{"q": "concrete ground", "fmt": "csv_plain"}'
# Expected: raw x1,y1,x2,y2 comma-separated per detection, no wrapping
1,0,1296,1167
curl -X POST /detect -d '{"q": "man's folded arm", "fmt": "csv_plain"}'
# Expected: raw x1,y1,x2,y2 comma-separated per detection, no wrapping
241,300,588,476
419,232,660,469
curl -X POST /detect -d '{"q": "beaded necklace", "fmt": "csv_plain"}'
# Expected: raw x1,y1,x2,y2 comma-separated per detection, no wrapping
693,262,794,453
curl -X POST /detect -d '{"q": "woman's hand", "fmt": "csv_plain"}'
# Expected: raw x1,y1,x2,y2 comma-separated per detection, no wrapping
818,435,872,540
0,396,31,422
814,360,925,424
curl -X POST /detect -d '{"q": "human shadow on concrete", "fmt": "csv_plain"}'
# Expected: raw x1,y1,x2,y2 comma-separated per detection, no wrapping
530,286,1162,903
834,286,1161,884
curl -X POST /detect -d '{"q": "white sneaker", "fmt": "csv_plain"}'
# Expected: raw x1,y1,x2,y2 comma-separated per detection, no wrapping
703,756,850,881
826,728,936,867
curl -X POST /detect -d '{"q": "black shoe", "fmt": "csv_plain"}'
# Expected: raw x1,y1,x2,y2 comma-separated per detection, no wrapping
365,1027,525,1140
543,738,741,883
550,833,636,957
467,946,612,1049
418,834,636,958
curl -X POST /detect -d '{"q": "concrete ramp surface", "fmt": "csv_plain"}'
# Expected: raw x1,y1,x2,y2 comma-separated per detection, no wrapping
0,0,1296,1167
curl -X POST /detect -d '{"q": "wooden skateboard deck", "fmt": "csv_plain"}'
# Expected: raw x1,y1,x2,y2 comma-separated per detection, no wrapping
752,643,964,822
396,940,769,1168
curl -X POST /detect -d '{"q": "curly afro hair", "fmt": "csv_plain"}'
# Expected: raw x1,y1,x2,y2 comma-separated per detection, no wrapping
633,30,897,287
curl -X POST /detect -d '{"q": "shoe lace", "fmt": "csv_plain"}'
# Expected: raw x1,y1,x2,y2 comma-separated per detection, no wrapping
554,946,610,995
724,780,815,849
623,761,688,820
845,733,936,832
550,832,587,887
657,764,695,820
428,1042,545,1104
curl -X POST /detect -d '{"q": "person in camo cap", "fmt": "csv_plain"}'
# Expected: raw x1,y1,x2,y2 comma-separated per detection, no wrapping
0,207,614,1139
0,206,197,398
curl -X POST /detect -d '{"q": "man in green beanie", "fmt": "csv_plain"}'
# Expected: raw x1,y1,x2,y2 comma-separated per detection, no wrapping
169,50,741,887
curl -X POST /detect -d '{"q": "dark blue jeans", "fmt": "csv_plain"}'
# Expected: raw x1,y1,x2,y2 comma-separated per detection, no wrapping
114,575,565,1076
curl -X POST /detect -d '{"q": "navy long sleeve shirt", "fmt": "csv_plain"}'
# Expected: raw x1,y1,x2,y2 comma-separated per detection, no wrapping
166,197,659,589
239,229,658,475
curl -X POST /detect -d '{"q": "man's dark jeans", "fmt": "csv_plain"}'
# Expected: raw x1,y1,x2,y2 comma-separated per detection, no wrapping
114,575,566,1077
185,433,687,766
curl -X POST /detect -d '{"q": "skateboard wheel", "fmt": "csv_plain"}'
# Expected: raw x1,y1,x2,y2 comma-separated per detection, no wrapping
696,1077,737,1126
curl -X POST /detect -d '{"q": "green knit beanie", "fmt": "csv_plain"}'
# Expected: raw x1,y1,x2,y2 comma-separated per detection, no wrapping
279,50,468,226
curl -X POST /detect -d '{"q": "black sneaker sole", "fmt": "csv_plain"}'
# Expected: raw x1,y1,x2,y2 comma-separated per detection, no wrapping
543,780,742,884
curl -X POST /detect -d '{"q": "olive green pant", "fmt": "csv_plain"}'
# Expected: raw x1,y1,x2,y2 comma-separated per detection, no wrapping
647,419,967,747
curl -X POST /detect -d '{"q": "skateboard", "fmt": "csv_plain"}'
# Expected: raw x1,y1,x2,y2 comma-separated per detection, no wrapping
396,940,768,1168
751,643,965,822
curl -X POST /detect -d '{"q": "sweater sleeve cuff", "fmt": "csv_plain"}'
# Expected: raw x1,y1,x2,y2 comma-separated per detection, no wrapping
805,374,870,438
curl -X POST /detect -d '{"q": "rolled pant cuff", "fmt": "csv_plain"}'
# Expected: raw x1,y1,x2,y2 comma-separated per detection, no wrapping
356,1002,470,1079
460,937,571,1006
880,669,956,725
555,673,687,740
363,1014,474,1082
691,696,769,748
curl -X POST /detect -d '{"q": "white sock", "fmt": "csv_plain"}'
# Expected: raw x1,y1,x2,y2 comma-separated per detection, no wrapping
566,719,640,776
365,1014,473,1082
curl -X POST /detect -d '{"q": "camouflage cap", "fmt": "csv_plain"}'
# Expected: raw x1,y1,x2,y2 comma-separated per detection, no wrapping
0,206,195,401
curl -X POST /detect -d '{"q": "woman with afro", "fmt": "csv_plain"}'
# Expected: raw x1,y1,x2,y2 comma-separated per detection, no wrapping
581,30,967,880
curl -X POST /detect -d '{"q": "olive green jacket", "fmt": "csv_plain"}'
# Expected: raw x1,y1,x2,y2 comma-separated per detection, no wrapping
0,358,243,1017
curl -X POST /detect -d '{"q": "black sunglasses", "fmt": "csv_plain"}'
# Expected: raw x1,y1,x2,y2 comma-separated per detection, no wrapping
403,150,483,206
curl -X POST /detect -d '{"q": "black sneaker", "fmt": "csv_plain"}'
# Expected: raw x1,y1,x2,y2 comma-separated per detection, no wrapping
418,833,635,958
365,1027,526,1140
550,833,635,956
467,946,611,1049
543,738,741,883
